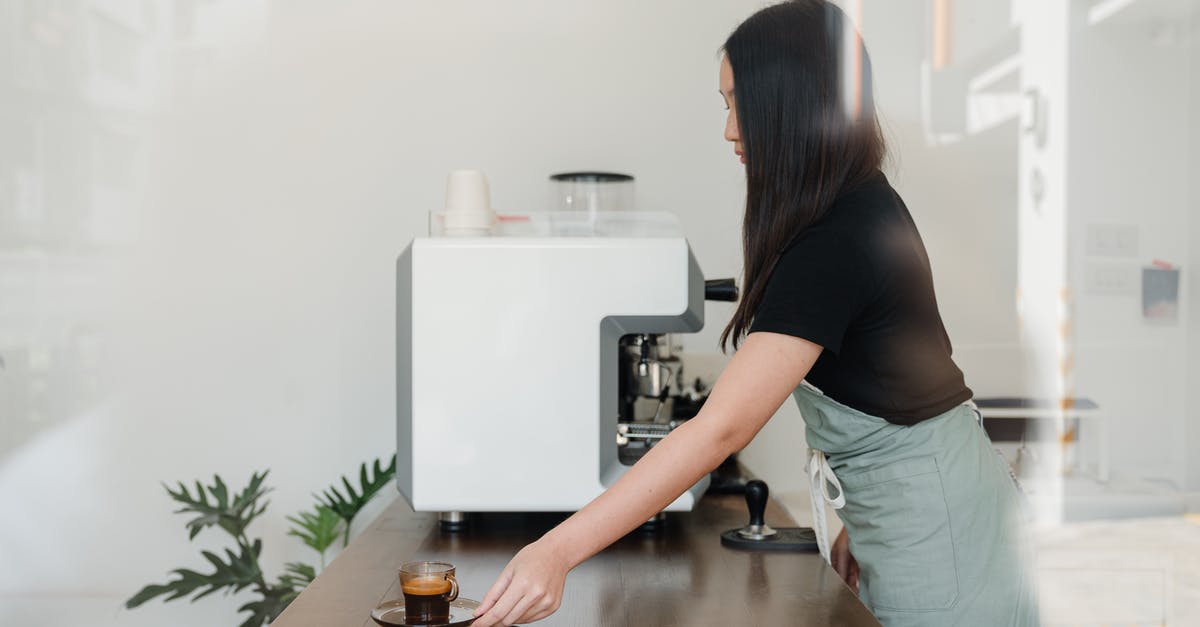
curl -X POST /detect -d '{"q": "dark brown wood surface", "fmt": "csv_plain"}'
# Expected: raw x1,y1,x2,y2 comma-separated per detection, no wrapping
273,493,880,626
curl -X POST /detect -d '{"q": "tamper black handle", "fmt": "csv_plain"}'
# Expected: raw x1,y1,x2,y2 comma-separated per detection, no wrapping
705,278,739,302
722,477,813,550
744,479,768,527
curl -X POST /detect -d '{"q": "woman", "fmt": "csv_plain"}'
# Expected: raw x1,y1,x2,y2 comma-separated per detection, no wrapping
473,2,1038,625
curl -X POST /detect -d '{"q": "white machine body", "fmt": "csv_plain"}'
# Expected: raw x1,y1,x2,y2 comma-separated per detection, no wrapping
396,221,709,512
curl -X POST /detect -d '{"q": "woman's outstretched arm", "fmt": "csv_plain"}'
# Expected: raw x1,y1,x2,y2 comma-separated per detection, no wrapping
472,331,821,626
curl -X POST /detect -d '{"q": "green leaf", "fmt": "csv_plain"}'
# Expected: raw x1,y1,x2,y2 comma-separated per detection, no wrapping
163,471,273,541
126,583,175,609
124,541,263,609
238,573,308,627
342,475,361,503
315,456,396,544
211,475,229,508
286,506,342,558
278,562,316,589
237,593,284,627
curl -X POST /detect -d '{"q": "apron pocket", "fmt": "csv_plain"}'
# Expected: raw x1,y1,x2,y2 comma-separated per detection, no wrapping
838,456,960,612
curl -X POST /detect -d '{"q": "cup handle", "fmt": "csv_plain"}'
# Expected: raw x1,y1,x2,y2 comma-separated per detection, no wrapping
443,574,459,603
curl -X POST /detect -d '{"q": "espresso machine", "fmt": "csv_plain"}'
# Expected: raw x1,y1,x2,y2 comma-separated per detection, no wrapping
395,171,736,528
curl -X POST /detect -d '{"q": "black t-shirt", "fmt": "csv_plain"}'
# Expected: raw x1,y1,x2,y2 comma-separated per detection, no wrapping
748,171,972,425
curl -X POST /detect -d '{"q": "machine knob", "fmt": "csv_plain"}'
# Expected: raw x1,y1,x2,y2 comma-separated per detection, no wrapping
737,479,777,540
704,278,739,302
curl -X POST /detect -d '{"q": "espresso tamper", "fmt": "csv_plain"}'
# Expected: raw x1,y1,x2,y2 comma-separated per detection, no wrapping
737,480,776,540
720,479,818,551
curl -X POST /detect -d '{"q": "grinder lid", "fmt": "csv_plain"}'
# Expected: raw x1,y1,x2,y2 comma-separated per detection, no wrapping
549,171,634,182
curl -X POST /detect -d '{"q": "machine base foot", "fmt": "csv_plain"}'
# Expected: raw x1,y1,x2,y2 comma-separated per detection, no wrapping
439,511,467,532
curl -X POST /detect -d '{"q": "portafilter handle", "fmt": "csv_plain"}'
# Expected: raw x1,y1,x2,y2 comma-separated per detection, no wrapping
705,278,738,302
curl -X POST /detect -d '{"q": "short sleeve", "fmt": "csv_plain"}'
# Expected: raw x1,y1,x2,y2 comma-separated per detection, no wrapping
747,228,873,354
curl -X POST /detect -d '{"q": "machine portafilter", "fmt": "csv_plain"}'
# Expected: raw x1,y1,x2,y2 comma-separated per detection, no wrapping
618,280,738,421
616,279,740,455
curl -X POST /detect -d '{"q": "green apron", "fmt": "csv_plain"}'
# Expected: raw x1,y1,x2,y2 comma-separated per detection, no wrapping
795,380,1040,626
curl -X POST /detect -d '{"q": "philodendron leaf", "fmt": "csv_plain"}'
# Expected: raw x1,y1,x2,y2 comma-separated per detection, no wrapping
278,562,317,589
125,541,263,609
316,456,397,534
163,471,272,541
236,597,277,627
238,582,300,627
230,471,271,525
244,562,316,625
210,475,229,509
362,456,397,503
164,482,221,540
126,583,176,609
286,506,342,556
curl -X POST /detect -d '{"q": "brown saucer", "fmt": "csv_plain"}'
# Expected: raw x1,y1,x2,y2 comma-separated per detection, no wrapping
370,597,481,627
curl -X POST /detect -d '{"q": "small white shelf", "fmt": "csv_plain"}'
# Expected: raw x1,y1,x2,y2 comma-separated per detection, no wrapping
1087,0,1194,26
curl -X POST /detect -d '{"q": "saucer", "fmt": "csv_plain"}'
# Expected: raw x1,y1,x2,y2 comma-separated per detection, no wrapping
370,597,481,627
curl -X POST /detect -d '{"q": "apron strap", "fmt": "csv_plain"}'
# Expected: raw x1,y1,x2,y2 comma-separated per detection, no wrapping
807,448,845,565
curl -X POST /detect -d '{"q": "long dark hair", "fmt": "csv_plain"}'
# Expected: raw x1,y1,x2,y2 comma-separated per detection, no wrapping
720,0,885,351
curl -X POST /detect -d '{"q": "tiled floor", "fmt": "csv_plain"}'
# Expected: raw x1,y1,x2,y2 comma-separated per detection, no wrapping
1035,514,1200,627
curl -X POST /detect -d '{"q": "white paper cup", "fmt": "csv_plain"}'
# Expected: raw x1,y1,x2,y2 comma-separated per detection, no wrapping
445,170,491,212
444,170,496,236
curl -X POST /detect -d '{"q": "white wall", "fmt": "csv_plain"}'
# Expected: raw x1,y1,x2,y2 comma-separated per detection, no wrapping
1188,9,1200,493
1067,8,1194,489
0,1,758,625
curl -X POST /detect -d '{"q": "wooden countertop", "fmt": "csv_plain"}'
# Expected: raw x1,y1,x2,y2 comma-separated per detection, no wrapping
272,492,879,626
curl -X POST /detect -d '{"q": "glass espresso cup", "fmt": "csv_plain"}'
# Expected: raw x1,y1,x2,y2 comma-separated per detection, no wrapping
399,561,459,624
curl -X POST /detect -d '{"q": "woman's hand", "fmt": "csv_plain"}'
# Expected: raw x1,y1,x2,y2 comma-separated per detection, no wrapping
831,526,859,593
472,538,569,626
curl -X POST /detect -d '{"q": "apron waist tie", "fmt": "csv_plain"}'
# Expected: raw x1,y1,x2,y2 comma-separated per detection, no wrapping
807,448,845,565
965,398,982,426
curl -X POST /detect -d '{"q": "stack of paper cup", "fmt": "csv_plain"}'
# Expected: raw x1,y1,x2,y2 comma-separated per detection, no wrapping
443,170,497,236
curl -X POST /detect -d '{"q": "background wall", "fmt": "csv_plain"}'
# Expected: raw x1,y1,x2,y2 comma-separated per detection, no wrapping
1067,2,1194,492
0,1,757,624
1188,8,1200,494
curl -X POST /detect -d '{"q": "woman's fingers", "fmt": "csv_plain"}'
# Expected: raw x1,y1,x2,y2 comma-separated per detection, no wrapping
474,539,569,625
477,578,551,627
474,568,514,618
500,591,540,626
474,587,522,627
831,528,851,581
832,527,862,593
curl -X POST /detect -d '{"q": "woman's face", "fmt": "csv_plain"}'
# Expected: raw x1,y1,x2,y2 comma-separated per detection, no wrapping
719,55,745,164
